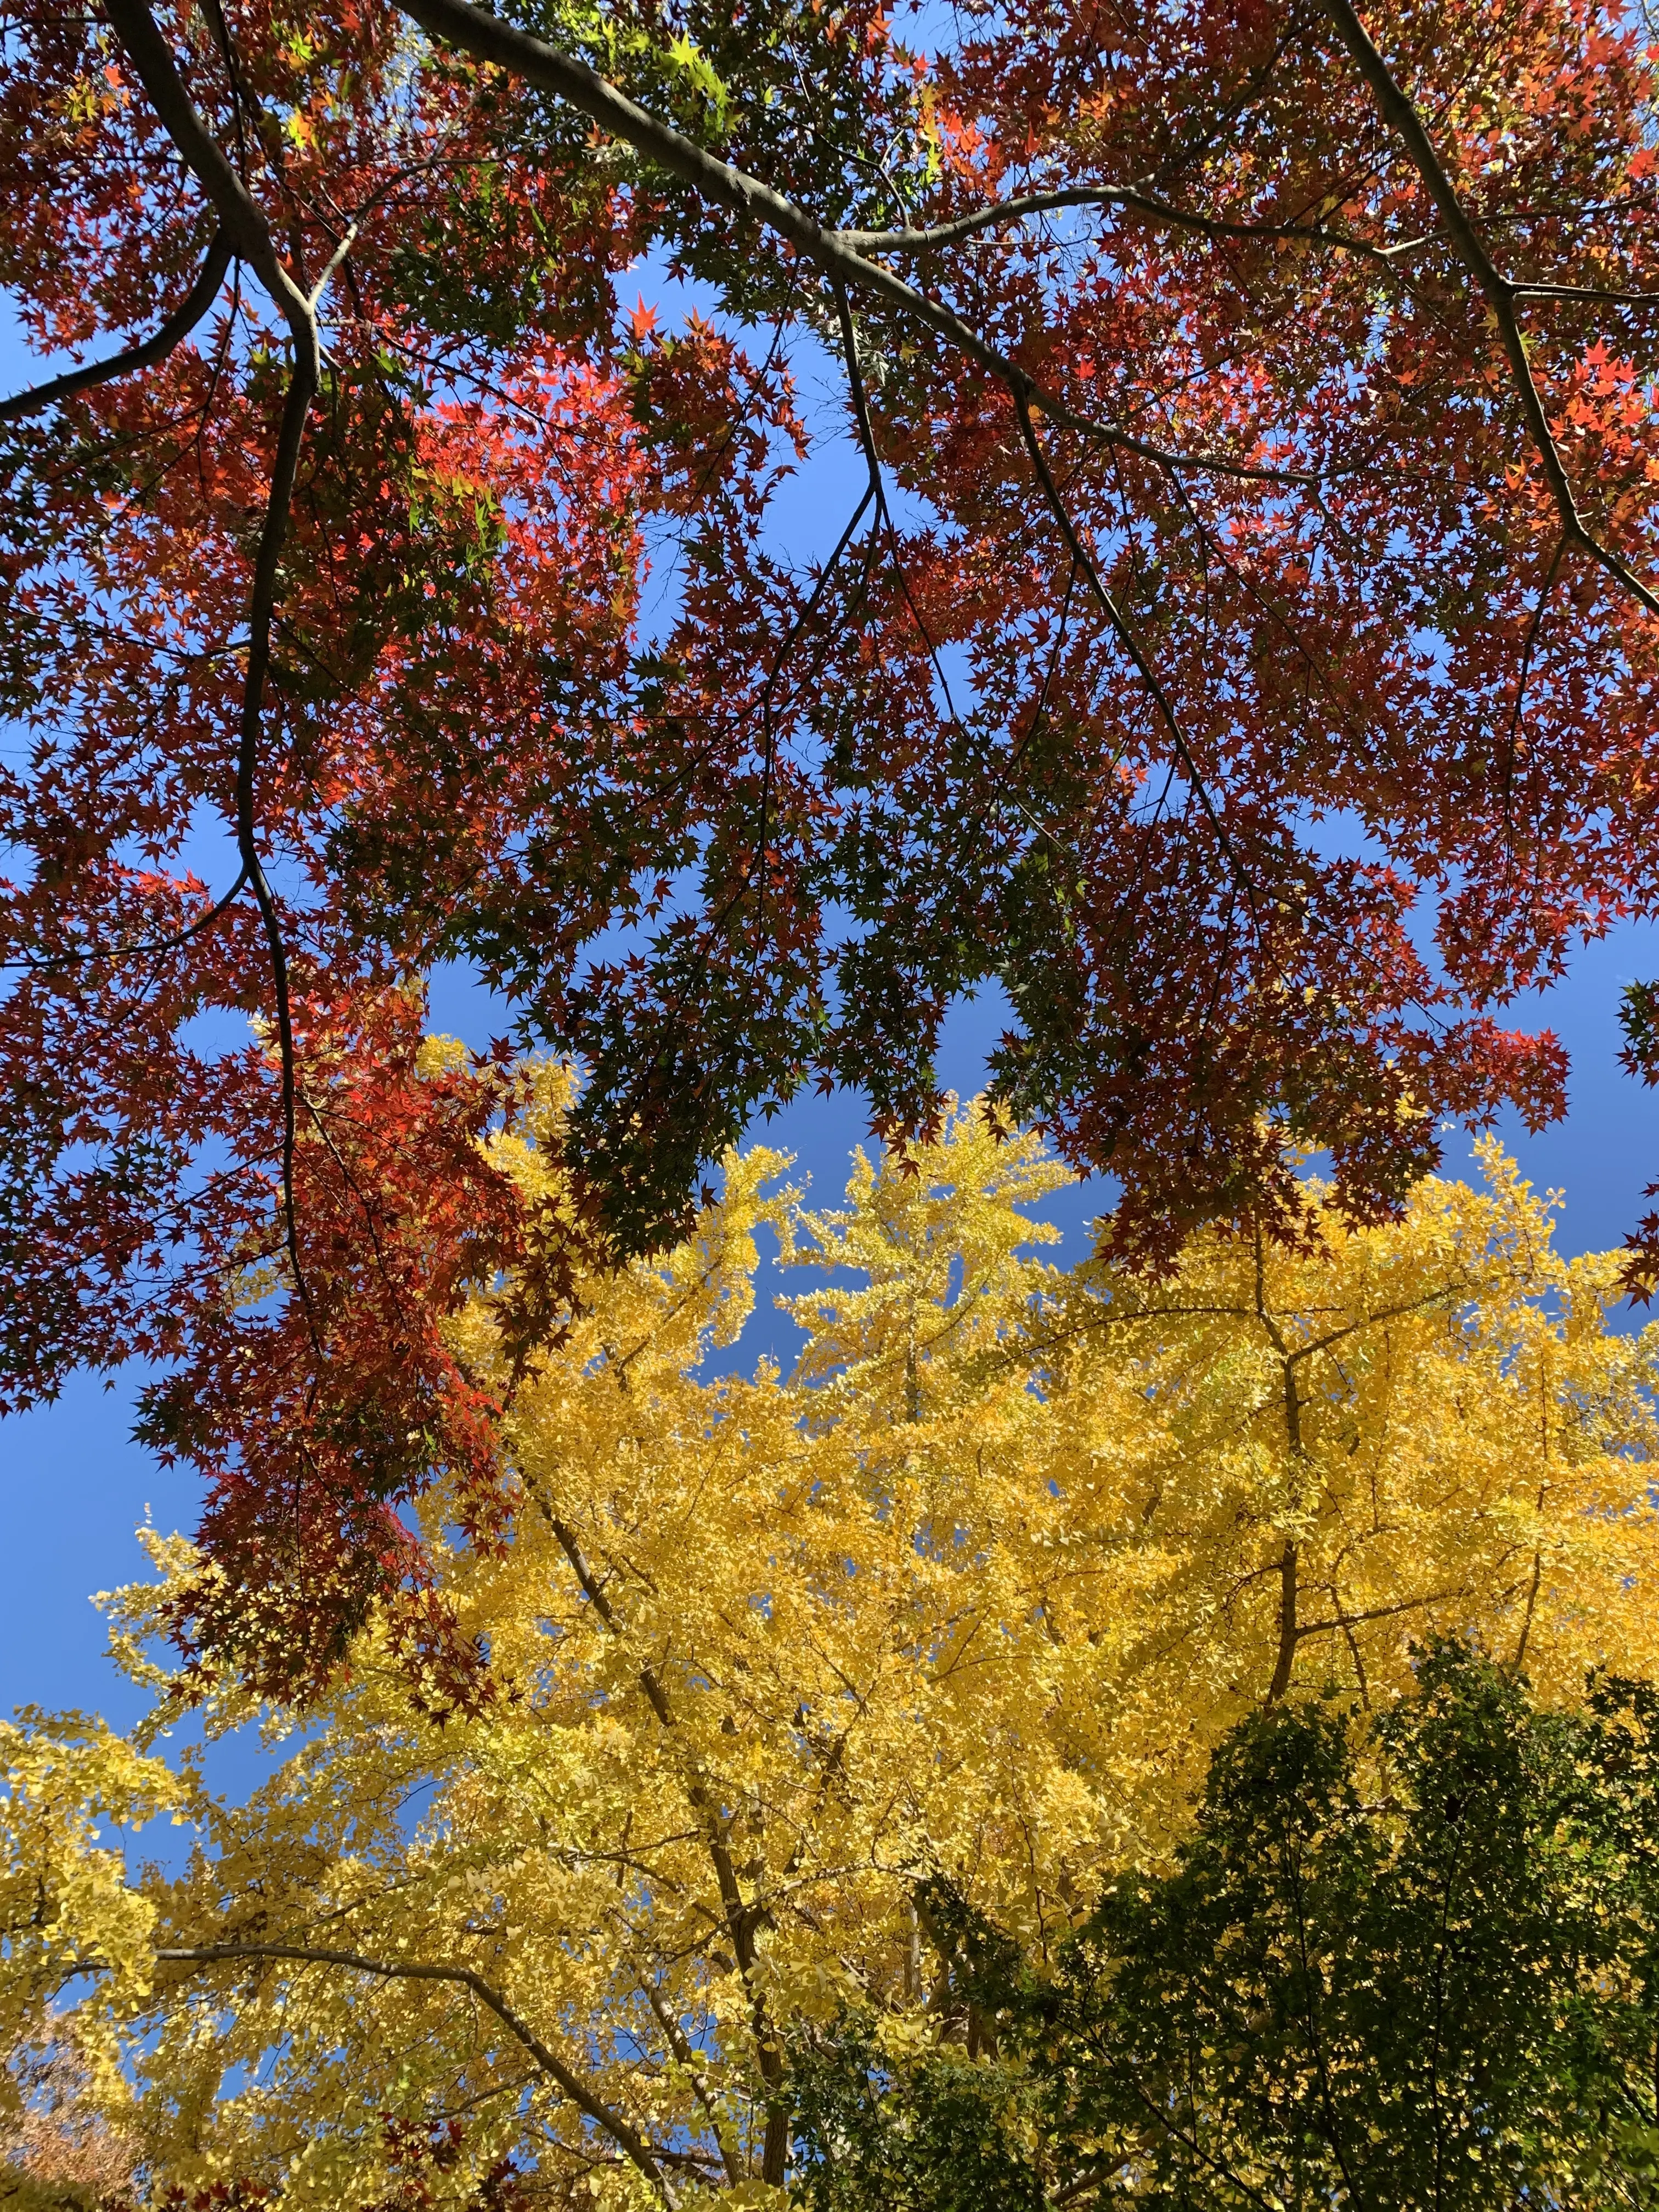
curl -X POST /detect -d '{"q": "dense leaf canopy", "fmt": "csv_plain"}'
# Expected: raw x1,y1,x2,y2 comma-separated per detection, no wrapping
1,1099,1656,2203
792,1646,1659,2212
7,0,1659,1669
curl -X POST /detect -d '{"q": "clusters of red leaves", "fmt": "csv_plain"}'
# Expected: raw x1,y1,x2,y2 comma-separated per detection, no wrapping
0,0,814,1691
151,2120,531,2210
5,0,1659,1692
361,2118,533,2211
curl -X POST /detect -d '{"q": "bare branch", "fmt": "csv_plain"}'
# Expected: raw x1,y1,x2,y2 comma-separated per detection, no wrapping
840,184,1419,275
154,1942,675,2203
0,233,232,424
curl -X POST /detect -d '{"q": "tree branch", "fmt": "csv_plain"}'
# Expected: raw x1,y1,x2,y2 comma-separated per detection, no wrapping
840,184,1419,275
394,0,1313,487
524,1483,787,2181
0,865,249,974
0,233,232,424
154,1941,675,2204
1294,1586,1471,1642
1012,390,1258,928
1317,0,1659,618
1510,280,1659,307
1288,1280,1469,1365
103,0,314,351
640,1977,743,2187
235,367,315,1316
1266,1539,1300,1704
101,0,353,1319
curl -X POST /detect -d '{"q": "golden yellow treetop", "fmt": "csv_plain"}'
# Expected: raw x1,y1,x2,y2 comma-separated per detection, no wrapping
4,1085,1656,2205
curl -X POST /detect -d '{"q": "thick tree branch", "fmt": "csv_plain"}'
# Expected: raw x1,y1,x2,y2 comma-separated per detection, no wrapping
396,0,952,329
1317,0,1659,617
103,0,314,349
0,233,232,424
1266,1539,1300,1705
155,1941,675,2203
394,0,1311,488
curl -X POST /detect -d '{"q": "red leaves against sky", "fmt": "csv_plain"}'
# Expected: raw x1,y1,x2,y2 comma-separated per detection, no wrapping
4,0,1659,1694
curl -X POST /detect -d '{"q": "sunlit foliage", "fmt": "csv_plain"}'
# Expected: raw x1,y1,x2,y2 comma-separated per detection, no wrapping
1,1082,1655,2203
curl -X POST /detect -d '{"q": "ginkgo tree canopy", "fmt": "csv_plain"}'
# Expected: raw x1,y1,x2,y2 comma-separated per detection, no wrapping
3,1084,1655,2207
9,0,1659,1678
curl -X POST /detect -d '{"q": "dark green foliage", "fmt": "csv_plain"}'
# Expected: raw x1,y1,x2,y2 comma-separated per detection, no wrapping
1621,980,1659,1086
789,2018,1047,2212
790,1645,1659,2210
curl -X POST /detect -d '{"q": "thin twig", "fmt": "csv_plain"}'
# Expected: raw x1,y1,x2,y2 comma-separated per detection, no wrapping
1012,391,1259,932
840,183,1422,275
0,865,248,974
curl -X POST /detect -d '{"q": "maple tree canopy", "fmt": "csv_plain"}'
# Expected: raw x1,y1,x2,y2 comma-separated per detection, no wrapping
0,1109,1655,2203
5,0,1659,1678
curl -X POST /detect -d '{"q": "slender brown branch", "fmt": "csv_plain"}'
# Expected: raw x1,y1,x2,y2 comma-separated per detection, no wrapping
840,184,1419,274
1288,1282,1469,1367
640,1978,742,2186
524,1485,787,2181
1510,280,1659,306
234,354,315,1318
831,276,973,730
102,0,350,1321
1293,1586,1470,1643
154,1942,674,2202
1317,0,1659,618
0,233,232,424
0,864,249,974
1012,391,1258,929
1116,2065,1282,2212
